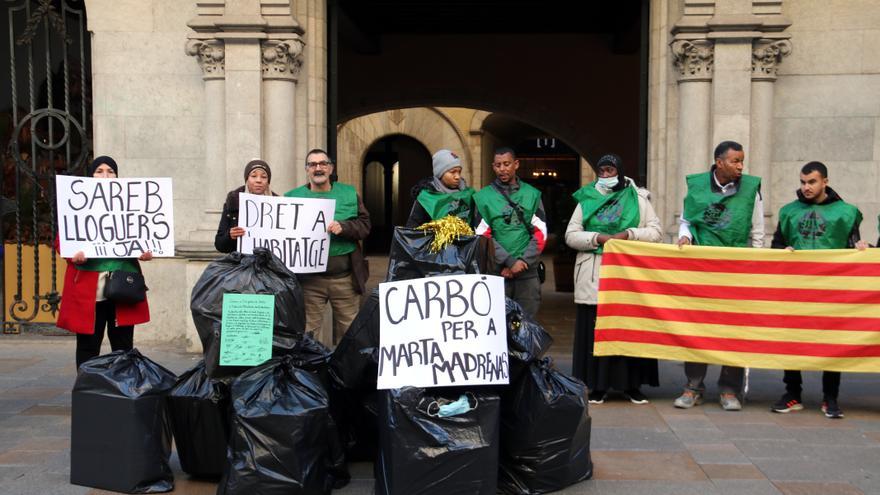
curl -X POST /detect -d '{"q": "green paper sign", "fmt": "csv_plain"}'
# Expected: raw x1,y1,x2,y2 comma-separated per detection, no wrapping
219,293,274,366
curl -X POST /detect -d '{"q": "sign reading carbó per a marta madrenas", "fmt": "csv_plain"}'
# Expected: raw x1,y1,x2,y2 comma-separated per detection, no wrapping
237,193,336,273
378,274,509,389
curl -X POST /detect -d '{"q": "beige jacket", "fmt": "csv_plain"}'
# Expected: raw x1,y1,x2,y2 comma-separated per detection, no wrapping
564,180,663,305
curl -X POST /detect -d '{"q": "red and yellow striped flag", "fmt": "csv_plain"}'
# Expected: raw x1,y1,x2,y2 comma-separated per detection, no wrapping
594,240,880,373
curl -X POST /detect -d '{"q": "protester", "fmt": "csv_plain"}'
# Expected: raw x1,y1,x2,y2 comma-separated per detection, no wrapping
57,156,153,367
285,149,370,346
565,154,663,404
474,146,547,318
770,161,867,419
214,159,275,253
406,149,476,228
674,140,764,411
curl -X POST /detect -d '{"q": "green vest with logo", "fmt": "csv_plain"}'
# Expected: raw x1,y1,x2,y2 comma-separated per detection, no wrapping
474,180,541,259
285,182,358,257
778,199,860,250
416,187,476,225
683,172,761,247
572,182,640,254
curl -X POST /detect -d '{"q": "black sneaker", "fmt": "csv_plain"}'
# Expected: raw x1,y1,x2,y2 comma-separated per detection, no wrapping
588,390,607,404
771,393,804,413
624,388,649,405
822,398,844,419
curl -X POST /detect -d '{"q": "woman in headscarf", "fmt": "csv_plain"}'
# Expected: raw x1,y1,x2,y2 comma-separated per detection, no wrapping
565,153,663,404
214,159,275,253
57,156,153,367
406,149,477,228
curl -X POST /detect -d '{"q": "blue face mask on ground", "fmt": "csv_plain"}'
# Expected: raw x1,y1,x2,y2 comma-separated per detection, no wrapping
437,395,472,417
596,176,619,189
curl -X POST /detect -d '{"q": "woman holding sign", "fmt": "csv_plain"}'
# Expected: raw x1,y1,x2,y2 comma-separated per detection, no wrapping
565,154,662,405
57,156,153,367
215,159,276,253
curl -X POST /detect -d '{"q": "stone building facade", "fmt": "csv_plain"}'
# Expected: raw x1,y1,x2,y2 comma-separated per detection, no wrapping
20,0,876,346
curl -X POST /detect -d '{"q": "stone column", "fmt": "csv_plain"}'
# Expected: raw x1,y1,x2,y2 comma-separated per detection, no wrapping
750,39,791,214
671,39,714,205
185,39,226,221
262,36,305,191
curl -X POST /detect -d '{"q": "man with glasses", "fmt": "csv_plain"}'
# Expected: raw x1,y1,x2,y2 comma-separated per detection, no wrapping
285,148,371,346
474,146,547,317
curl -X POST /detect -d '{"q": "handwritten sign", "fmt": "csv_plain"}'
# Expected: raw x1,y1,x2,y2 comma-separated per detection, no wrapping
237,193,336,273
56,175,175,258
378,274,509,389
219,293,274,366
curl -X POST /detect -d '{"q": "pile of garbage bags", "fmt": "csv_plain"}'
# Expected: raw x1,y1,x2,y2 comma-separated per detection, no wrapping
69,233,592,494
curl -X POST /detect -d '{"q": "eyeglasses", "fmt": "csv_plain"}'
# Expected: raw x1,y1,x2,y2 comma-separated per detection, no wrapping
306,160,332,169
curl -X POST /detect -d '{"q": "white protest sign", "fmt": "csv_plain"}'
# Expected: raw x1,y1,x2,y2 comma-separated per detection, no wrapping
56,175,175,258
378,274,509,389
237,193,336,273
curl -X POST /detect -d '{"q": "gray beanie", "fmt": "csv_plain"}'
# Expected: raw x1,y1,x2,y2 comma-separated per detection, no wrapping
432,149,461,179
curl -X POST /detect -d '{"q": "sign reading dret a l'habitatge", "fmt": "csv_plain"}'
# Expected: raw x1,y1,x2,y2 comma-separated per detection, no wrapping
237,193,336,273
377,274,509,389
56,175,175,258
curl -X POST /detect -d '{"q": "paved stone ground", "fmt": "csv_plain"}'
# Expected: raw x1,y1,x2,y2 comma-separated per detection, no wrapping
2,257,880,494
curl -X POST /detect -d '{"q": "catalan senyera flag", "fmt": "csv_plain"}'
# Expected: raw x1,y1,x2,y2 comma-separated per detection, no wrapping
594,240,880,373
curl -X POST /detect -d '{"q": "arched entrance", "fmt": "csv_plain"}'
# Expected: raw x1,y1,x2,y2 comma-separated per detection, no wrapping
361,134,431,254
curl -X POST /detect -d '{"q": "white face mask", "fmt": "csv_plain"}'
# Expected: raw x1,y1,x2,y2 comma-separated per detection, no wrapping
596,176,619,189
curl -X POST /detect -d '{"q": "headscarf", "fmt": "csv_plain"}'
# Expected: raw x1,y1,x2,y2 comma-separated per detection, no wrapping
87,155,118,177
244,159,273,196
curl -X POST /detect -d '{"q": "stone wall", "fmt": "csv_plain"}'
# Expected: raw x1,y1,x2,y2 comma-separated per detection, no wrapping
771,1,880,243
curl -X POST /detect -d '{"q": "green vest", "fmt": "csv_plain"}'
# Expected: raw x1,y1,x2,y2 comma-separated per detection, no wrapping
416,187,476,224
683,172,761,247
285,182,358,257
572,182,640,254
474,180,541,259
74,258,139,273
778,199,860,250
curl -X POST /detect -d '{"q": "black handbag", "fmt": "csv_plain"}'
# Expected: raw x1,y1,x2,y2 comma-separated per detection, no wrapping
104,270,147,305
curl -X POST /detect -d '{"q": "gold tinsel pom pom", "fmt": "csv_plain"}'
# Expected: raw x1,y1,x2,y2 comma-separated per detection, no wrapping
415,215,474,253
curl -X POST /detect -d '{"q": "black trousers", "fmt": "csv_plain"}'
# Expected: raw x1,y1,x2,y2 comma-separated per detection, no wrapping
75,300,134,367
784,370,841,400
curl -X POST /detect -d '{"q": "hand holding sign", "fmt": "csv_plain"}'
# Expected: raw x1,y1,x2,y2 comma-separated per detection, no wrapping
378,274,509,389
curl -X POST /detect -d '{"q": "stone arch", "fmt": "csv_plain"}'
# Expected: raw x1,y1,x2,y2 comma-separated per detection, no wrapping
337,107,472,195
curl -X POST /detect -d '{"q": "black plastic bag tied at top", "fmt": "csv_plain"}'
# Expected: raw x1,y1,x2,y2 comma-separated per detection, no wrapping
71,349,177,494
190,247,306,378
498,358,593,494
376,387,501,495
220,355,346,495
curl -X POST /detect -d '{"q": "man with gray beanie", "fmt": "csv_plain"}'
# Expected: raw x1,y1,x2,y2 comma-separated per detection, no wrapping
285,148,371,347
474,146,547,318
406,149,477,228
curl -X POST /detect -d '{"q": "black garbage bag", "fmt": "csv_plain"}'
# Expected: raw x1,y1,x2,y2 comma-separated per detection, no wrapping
219,355,340,495
166,360,231,479
329,386,379,462
506,298,553,381
190,247,306,378
498,358,592,494
376,387,500,495
328,288,380,391
386,227,492,282
71,349,176,493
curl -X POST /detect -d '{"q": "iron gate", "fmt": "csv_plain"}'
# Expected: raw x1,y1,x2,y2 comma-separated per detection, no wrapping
2,0,91,333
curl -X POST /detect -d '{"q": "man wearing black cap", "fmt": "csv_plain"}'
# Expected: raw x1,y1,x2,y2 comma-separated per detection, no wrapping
674,140,764,412
474,146,547,317
285,149,371,347
770,161,867,419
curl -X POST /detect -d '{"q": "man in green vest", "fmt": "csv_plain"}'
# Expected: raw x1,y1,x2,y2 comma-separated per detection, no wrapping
770,161,866,419
674,140,764,412
285,148,371,347
474,146,547,317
